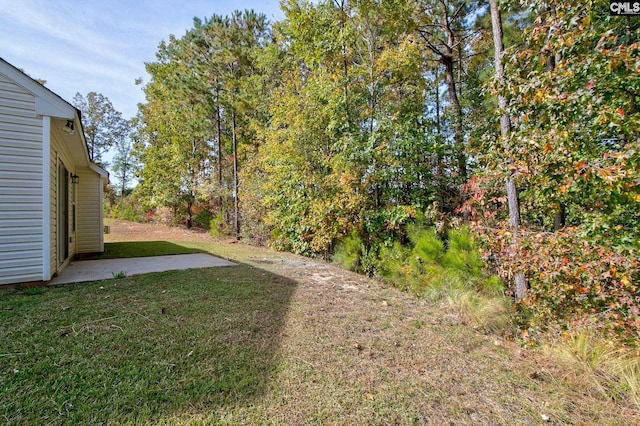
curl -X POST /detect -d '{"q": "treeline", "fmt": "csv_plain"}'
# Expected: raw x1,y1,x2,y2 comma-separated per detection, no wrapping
126,0,639,343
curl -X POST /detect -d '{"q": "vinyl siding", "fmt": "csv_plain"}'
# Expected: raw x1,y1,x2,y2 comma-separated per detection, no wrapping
50,131,76,271
50,148,57,275
0,72,44,285
76,167,103,253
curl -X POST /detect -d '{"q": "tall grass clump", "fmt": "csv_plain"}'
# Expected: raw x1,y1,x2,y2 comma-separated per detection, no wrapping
378,225,511,334
549,332,640,410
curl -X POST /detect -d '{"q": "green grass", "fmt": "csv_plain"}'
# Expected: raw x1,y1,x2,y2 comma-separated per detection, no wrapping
1,236,637,424
0,265,296,424
79,241,205,260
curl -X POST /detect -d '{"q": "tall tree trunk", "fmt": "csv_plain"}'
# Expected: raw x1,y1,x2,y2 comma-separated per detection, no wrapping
121,172,126,196
215,83,223,212
435,67,441,133
231,108,239,239
442,19,466,182
442,54,466,182
434,67,446,210
186,199,193,229
490,0,527,299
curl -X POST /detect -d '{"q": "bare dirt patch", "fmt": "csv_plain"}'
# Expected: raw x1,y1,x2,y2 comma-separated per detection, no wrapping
105,219,218,243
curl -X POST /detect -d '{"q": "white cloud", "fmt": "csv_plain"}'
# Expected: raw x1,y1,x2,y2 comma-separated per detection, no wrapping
0,0,283,119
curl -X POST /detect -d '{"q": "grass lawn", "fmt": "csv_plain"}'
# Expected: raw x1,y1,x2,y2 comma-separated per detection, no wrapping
0,260,295,424
1,238,637,424
78,241,205,260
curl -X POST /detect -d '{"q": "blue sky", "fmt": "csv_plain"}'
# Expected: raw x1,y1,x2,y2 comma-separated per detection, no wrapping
0,0,284,119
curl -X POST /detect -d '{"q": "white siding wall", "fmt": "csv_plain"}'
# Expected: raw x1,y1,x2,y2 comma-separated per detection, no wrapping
50,131,76,271
76,167,103,253
49,147,57,275
0,73,44,285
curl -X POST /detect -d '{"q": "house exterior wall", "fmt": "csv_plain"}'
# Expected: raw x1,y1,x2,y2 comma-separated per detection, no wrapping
0,59,107,286
49,144,57,276
0,72,44,285
76,167,104,253
50,130,77,273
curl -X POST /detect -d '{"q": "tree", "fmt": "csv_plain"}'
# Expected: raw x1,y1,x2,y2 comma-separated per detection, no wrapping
464,0,640,338
111,118,137,196
489,0,527,299
414,0,484,183
138,10,270,231
502,0,640,246
250,0,438,255
140,51,214,228
72,92,127,166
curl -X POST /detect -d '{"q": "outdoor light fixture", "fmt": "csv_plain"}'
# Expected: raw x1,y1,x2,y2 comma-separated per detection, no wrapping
63,120,75,135
70,173,79,184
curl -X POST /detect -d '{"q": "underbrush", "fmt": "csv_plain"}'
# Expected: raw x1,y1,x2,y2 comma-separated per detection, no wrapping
109,196,149,222
333,223,640,411
476,227,640,346
334,225,513,335
379,226,512,335
209,211,232,237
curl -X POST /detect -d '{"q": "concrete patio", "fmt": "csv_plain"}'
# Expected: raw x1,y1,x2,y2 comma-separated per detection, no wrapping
48,254,237,286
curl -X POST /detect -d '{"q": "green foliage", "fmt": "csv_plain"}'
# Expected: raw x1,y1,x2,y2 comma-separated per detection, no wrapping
333,232,363,272
109,196,147,222
209,212,231,238
480,0,640,247
137,9,271,236
379,225,502,299
193,209,214,230
111,116,139,195
409,226,444,268
72,91,128,166
253,0,447,257
376,225,510,333
332,231,379,275
442,227,485,278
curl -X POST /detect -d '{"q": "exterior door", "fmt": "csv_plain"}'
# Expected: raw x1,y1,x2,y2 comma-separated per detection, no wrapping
58,162,69,264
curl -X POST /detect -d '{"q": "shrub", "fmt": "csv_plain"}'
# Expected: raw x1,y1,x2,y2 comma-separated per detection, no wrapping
209,212,231,238
333,232,363,272
332,230,382,276
476,226,640,345
380,225,501,295
109,197,146,222
330,221,513,335
194,209,214,230
377,225,511,333
442,227,485,278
